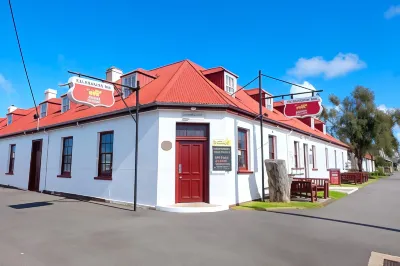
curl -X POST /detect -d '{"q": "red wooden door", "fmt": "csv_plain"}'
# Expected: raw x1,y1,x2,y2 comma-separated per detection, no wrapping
176,141,204,203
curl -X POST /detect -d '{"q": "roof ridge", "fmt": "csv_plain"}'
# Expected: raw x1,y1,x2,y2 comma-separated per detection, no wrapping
185,60,234,105
148,59,186,73
154,61,188,101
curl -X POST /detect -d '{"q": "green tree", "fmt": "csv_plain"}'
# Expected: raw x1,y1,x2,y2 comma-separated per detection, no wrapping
321,86,399,171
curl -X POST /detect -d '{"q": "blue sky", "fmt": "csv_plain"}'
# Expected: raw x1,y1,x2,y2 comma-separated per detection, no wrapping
0,0,399,137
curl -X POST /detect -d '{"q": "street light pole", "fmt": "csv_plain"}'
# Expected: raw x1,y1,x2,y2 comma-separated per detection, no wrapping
258,70,265,201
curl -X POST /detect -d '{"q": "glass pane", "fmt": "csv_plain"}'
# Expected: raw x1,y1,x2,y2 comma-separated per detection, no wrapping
106,144,113,153
238,154,245,168
101,154,106,163
68,138,73,146
105,164,111,171
101,144,106,153
176,124,207,137
105,154,111,164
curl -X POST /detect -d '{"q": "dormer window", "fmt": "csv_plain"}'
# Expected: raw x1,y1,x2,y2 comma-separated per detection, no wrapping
7,114,12,125
122,74,136,98
225,75,235,94
62,96,70,113
40,103,47,118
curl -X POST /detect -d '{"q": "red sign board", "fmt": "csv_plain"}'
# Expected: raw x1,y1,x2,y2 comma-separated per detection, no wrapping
329,169,341,185
67,76,115,108
284,96,323,118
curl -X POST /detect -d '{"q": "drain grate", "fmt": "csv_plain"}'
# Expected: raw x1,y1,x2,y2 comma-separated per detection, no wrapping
384,259,400,266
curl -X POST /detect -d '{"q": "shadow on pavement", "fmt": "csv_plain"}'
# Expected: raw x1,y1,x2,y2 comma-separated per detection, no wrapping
9,201,53,209
268,210,400,233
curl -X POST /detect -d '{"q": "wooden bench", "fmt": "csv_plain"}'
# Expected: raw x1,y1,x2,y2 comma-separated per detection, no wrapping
291,180,318,203
341,172,370,185
293,178,329,199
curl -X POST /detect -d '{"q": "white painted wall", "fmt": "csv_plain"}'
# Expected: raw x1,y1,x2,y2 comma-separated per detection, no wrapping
156,110,348,207
0,108,349,208
0,112,159,207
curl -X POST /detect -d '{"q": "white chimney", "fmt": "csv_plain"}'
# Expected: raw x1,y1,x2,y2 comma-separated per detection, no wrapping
106,67,123,82
8,105,17,113
45,89,57,101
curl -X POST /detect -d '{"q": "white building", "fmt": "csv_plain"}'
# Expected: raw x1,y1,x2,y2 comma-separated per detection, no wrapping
0,60,349,211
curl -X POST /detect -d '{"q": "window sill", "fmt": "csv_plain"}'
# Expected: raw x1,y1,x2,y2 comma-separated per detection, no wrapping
237,170,254,174
291,168,304,170
312,168,318,171
57,174,71,178
94,176,112,180
5,172,13,175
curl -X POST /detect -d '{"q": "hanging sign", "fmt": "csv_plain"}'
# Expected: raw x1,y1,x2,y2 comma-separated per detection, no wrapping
284,96,323,118
212,139,232,171
67,76,115,107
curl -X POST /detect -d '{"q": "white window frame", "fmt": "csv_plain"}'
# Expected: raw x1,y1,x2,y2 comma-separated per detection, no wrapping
312,145,317,169
40,103,47,118
61,96,70,113
325,147,329,169
122,73,137,98
294,141,300,168
224,72,236,95
334,150,337,168
7,114,12,125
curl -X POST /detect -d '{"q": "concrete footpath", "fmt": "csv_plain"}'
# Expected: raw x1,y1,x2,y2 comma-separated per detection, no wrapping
0,173,399,266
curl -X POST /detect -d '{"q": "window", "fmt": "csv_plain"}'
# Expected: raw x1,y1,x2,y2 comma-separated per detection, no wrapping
312,145,317,169
62,96,70,113
293,142,299,168
122,74,136,98
238,128,248,170
334,150,337,168
7,114,12,125
60,137,73,176
8,144,16,174
225,75,235,94
40,103,47,118
325,148,329,169
98,132,114,178
268,135,276,159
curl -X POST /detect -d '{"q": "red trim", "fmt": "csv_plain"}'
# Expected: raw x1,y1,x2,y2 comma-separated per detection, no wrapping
237,170,254,174
57,174,71,178
176,136,207,141
5,172,14,175
94,176,112,180
312,168,318,171
238,127,249,171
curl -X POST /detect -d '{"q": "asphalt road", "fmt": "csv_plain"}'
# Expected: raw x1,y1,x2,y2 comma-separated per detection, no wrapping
1,173,400,266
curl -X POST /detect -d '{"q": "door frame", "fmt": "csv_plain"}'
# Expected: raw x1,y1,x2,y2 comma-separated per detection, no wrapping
175,123,209,203
28,139,43,191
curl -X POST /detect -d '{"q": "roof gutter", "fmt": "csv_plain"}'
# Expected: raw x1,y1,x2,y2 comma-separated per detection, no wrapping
0,102,350,149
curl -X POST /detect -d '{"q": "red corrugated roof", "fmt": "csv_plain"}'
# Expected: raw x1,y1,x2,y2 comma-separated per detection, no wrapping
244,88,271,96
0,59,349,148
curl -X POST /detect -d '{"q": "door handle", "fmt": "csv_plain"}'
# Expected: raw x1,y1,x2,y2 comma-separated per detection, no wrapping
179,176,182,179
178,164,182,174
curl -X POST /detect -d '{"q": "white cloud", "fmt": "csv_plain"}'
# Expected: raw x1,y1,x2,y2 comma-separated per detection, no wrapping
290,81,317,99
377,104,395,113
0,74,14,94
288,53,366,79
384,5,400,19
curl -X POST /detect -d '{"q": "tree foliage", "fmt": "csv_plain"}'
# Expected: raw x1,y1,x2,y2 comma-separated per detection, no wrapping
320,86,399,171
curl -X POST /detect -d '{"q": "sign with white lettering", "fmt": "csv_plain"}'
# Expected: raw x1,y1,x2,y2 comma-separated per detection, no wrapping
67,76,115,107
212,146,232,171
284,96,323,118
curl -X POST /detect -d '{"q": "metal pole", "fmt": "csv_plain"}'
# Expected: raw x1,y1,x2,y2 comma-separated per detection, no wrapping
133,81,140,211
258,70,265,202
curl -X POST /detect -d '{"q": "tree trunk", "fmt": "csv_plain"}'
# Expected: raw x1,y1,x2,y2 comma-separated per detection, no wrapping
357,157,363,172
265,159,291,202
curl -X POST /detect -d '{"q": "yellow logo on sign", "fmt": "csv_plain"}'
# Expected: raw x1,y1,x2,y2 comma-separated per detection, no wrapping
212,139,231,146
296,103,308,110
88,89,102,97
